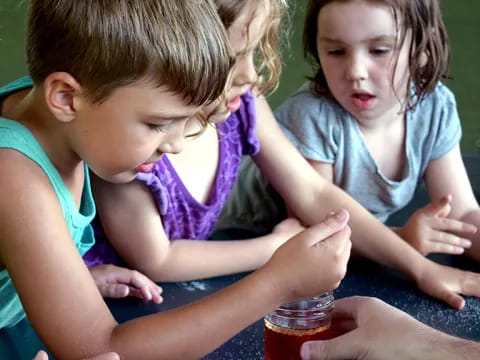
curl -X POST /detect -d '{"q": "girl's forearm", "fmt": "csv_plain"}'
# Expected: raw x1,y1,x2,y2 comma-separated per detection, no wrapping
145,235,280,282
305,185,425,280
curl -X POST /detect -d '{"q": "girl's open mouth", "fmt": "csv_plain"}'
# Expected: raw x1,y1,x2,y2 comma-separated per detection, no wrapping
351,92,375,109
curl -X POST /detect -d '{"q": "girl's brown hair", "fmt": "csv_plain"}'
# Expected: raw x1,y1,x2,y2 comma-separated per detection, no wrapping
215,0,289,96
303,0,450,110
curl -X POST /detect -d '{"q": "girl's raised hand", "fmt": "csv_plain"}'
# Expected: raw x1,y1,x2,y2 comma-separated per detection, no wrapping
89,264,163,303
398,195,476,255
263,209,352,304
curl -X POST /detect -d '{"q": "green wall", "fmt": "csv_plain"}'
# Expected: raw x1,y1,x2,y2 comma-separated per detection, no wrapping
1,0,479,151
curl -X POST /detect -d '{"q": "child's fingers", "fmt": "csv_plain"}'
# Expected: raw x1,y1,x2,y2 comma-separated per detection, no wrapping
303,209,350,248
125,270,162,292
441,290,465,310
33,351,49,360
456,270,480,299
98,283,130,298
320,225,352,260
428,241,466,255
85,352,120,360
127,286,164,304
432,230,471,247
431,217,477,235
119,270,163,302
422,195,452,217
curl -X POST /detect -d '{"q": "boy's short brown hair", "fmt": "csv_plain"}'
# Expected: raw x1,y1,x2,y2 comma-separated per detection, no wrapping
27,0,233,105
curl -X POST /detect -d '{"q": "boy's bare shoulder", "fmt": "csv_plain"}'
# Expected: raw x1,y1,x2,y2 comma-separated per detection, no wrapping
0,148,58,205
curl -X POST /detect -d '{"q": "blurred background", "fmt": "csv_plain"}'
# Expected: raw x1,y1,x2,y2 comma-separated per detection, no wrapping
1,0,479,151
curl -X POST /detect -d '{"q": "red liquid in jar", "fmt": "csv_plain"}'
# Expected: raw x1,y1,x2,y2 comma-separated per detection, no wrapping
264,319,342,360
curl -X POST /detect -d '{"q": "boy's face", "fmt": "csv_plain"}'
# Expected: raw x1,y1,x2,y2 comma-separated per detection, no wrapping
72,83,199,183
316,0,411,126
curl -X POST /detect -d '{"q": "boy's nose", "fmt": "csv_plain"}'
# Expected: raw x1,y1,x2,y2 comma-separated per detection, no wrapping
157,126,185,155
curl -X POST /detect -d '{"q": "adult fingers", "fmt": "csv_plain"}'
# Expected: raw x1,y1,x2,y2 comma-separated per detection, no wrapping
300,331,364,360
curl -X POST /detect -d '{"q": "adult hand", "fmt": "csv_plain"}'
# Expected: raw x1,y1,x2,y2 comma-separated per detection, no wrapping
300,296,461,360
89,264,163,303
398,195,476,255
33,350,119,360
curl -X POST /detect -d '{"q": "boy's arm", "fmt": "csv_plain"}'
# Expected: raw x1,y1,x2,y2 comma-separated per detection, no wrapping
0,148,351,359
253,95,480,309
424,145,480,261
92,175,303,282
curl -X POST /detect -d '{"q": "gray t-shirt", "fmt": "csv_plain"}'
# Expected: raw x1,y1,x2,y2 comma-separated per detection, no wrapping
276,81,462,222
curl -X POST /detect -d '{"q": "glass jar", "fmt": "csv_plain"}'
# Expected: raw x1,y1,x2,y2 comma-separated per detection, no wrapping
264,292,337,360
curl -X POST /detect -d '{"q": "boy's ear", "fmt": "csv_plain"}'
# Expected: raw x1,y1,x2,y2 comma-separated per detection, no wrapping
43,72,86,123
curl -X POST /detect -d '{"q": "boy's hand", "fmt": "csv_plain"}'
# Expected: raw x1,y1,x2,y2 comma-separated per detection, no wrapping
264,209,352,304
34,350,119,360
398,195,476,255
270,217,306,250
415,261,480,309
89,264,163,304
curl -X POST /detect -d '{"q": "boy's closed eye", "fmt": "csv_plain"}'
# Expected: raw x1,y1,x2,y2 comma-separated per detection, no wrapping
147,122,173,133
145,113,195,133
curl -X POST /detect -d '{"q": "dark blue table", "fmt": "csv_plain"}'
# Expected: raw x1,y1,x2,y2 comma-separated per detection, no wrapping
3,152,480,359
1,254,480,360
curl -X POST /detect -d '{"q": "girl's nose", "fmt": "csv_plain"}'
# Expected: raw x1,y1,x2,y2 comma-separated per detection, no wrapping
233,55,257,87
346,54,368,82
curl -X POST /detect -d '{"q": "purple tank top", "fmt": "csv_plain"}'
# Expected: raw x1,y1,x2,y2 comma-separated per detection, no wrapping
83,91,259,266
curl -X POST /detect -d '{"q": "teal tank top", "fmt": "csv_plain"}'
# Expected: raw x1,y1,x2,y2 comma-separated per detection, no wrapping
0,77,96,328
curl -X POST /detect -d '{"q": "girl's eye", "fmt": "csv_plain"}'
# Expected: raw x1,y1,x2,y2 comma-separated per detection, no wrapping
327,49,345,56
370,48,391,56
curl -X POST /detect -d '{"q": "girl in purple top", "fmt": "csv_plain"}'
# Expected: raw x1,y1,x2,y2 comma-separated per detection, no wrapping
88,0,480,310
